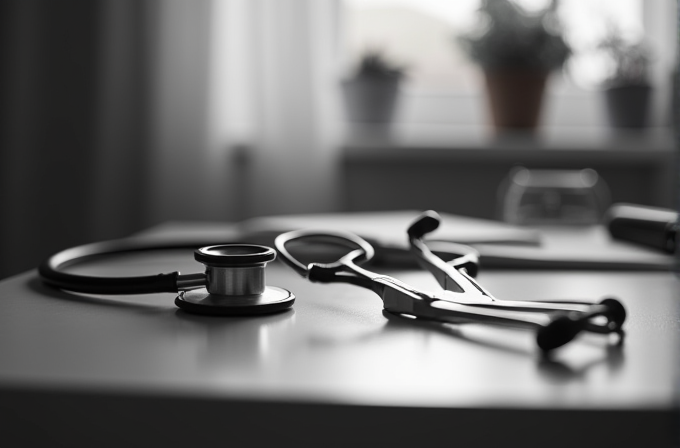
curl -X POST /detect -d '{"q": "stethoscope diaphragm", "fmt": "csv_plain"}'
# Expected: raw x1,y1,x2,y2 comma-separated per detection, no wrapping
176,286,294,316
175,244,295,316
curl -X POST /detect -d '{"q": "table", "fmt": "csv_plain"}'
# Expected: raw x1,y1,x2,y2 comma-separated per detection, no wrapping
0,228,678,447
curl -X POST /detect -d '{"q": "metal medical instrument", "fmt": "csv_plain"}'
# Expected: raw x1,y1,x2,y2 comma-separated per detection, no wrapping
275,210,626,351
39,240,294,316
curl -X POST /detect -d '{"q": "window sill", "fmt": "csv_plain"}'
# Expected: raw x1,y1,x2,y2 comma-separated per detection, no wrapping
341,124,675,219
343,123,674,159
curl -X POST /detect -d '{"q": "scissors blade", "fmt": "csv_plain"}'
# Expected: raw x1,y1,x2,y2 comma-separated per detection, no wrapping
427,299,549,329
433,290,596,313
434,290,493,305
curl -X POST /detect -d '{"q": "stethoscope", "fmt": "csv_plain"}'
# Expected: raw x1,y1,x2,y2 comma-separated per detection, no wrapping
39,239,295,316
39,210,626,350
274,211,626,351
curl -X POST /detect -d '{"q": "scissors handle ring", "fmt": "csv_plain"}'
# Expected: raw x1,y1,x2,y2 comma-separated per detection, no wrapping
275,230,375,278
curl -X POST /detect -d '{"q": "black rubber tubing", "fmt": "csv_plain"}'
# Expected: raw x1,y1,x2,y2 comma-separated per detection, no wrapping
38,237,210,295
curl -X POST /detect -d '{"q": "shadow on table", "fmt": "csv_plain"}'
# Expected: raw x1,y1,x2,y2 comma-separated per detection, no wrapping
305,308,625,382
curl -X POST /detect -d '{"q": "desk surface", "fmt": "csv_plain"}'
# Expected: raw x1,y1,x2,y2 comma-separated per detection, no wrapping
0,237,678,446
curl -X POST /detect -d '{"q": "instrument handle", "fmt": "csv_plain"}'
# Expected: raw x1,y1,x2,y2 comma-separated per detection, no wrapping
274,229,375,278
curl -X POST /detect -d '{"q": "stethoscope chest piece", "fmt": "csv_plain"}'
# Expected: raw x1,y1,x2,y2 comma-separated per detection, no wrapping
175,244,295,316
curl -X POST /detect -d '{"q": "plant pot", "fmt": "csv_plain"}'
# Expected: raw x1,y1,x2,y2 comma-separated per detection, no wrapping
342,77,400,124
483,69,549,131
603,84,651,129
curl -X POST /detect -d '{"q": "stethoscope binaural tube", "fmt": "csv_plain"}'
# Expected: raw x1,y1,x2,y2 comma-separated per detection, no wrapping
39,238,295,315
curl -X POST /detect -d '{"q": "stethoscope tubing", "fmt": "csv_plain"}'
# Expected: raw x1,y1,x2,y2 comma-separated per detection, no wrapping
38,237,214,295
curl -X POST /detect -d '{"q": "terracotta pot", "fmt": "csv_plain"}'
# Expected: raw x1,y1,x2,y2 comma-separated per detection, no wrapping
483,70,549,131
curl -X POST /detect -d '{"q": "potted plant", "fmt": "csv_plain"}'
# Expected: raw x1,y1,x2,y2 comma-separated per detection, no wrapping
458,0,570,131
341,51,406,124
598,30,652,129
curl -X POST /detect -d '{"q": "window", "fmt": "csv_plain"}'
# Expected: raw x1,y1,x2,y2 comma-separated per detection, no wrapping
343,0,481,92
342,0,674,129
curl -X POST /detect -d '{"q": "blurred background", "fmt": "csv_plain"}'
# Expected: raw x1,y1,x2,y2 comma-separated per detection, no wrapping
0,0,676,279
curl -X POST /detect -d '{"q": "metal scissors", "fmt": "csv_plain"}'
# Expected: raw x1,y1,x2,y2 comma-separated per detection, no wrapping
275,210,626,351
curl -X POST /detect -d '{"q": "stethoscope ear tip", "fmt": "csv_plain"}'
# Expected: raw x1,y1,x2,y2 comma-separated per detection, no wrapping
536,314,583,352
407,210,441,239
599,297,627,328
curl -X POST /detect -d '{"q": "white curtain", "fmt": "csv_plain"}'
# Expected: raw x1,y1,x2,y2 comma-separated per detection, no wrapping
117,0,343,224
206,0,343,219
145,0,223,222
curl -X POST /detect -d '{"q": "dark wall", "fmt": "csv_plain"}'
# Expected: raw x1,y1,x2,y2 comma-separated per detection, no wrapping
0,1,153,279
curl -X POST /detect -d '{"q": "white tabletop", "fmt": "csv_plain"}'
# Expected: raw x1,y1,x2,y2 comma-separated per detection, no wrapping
0,246,678,447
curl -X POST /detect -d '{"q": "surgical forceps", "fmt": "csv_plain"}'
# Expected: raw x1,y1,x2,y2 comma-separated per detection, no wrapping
275,211,626,351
